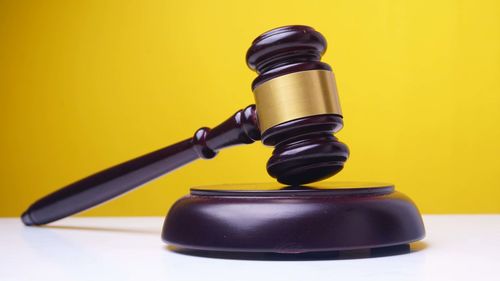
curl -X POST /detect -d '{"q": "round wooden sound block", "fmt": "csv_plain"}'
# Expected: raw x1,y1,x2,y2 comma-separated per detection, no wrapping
162,182,425,254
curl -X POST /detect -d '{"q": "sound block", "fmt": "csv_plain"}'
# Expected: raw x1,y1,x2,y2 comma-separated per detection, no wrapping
162,182,425,254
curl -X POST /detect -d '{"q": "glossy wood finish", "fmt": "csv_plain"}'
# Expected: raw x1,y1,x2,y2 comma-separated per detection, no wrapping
21,105,260,226
246,25,332,90
263,114,349,184
246,26,349,185
163,182,425,253
22,25,351,225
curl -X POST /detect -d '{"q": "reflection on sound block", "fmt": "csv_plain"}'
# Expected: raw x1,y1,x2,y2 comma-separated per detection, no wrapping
168,243,426,261
162,182,425,254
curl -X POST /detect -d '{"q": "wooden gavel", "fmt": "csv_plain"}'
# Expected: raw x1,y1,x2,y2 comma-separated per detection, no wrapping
22,25,349,226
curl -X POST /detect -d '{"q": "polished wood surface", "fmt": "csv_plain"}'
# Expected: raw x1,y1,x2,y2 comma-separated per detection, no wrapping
246,25,332,89
22,25,351,225
163,182,425,253
246,25,349,184
22,105,260,226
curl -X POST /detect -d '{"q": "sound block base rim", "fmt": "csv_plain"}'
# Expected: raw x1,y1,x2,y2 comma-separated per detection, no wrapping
169,243,414,260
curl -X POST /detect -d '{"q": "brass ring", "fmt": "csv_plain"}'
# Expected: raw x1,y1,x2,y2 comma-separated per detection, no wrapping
253,70,342,133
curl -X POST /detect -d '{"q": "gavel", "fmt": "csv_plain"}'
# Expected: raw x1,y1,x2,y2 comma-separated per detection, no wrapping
22,25,349,226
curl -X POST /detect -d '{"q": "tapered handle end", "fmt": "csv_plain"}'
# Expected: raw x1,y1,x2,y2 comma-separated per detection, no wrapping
21,210,35,226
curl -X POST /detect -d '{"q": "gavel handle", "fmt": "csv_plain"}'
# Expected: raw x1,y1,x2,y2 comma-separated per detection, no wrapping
21,105,260,226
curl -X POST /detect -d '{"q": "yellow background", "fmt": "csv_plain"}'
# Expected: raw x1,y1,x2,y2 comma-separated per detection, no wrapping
1,0,499,217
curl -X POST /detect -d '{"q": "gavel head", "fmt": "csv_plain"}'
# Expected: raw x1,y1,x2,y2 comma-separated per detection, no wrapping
246,25,349,185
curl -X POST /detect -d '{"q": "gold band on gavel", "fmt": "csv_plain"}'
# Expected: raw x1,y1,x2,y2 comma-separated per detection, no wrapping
253,69,342,133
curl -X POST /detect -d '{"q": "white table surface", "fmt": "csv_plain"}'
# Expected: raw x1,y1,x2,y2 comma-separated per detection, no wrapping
1,215,499,281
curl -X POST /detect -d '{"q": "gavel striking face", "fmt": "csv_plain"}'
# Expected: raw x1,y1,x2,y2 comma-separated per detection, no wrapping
21,25,349,226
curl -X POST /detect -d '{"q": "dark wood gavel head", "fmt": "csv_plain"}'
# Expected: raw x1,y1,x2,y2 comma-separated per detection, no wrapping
246,25,349,185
